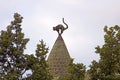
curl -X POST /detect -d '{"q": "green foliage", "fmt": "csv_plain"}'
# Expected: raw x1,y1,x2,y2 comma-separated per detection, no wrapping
25,40,53,80
0,13,29,79
0,13,53,80
89,25,120,80
66,58,86,80
88,60,101,80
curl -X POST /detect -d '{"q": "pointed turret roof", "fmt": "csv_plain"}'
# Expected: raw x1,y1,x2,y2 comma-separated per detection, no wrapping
47,35,70,78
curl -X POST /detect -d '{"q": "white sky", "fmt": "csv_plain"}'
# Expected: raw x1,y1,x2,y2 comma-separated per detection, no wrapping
0,0,120,68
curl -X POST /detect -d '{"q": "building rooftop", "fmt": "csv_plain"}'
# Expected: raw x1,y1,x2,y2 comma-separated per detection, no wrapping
47,35,70,78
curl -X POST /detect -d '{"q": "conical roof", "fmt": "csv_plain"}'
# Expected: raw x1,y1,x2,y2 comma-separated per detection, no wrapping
47,35,70,78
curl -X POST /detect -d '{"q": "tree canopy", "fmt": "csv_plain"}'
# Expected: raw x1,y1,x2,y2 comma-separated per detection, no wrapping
0,13,53,80
67,58,86,80
25,40,53,80
89,25,120,80
0,13,29,79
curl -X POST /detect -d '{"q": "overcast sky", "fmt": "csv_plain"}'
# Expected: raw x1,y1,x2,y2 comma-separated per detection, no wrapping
0,0,120,68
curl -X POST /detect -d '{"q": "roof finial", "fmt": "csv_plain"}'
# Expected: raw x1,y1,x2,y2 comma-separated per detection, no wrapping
53,18,68,35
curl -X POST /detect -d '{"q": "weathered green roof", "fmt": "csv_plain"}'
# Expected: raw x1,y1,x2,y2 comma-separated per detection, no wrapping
47,35,70,78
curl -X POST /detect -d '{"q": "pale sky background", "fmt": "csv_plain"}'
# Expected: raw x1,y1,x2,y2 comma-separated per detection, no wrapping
0,0,120,68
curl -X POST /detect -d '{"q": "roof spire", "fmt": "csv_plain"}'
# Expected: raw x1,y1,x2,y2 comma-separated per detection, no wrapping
47,19,70,78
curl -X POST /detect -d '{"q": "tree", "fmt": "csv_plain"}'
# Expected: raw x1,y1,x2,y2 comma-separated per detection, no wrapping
0,13,29,79
89,25,120,80
66,58,86,80
25,40,53,80
88,60,100,80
